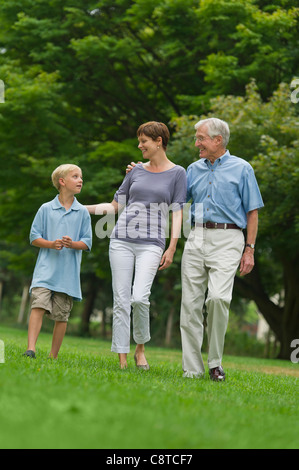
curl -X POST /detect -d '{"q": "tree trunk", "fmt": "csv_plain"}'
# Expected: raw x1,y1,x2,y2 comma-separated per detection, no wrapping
277,259,299,360
101,308,107,338
165,306,175,347
80,276,98,335
17,285,29,324
234,256,299,360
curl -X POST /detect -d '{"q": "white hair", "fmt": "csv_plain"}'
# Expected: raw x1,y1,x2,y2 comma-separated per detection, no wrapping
195,118,230,147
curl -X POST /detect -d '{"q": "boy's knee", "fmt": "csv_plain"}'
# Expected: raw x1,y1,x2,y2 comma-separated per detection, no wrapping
31,308,46,316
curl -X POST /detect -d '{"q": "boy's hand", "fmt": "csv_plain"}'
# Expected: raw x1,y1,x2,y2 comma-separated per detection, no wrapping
52,239,63,250
62,236,73,248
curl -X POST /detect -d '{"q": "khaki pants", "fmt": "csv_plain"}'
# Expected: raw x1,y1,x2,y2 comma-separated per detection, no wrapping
180,227,244,377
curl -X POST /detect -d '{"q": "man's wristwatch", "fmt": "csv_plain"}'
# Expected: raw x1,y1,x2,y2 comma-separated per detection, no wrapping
245,243,255,249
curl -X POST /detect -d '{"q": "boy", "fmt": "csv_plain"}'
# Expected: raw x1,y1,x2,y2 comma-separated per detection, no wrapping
23,164,92,359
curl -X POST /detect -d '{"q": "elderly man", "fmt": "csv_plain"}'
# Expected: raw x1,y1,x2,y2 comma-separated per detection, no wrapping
180,118,264,381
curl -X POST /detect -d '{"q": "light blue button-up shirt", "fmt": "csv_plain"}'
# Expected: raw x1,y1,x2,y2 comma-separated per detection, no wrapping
29,195,92,301
186,150,264,229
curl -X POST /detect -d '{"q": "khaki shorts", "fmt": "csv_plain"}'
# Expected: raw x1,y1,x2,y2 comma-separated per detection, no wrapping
30,287,73,322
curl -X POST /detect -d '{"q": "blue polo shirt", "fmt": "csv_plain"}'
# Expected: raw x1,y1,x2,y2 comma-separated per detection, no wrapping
29,195,92,301
187,150,264,228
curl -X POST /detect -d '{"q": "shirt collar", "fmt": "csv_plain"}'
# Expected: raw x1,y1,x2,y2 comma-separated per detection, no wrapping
51,194,80,211
205,149,230,166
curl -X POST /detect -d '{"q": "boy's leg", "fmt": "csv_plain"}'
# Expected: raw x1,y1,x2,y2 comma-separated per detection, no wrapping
27,308,45,352
49,292,73,358
49,321,67,359
25,287,52,355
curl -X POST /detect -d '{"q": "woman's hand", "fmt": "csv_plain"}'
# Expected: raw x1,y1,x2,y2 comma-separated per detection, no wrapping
159,248,175,270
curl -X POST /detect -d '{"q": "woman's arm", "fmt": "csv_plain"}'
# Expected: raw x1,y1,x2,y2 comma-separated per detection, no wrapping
159,209,183,271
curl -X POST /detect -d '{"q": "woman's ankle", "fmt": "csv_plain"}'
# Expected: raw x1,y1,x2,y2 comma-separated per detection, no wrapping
118,353,127,369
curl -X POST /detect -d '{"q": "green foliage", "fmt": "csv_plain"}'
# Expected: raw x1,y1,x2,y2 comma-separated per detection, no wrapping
0,0,298,349
199,0,299,99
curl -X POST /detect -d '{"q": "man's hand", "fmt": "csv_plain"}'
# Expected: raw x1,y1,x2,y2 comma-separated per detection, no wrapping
239,250,254,276
126,161,141,173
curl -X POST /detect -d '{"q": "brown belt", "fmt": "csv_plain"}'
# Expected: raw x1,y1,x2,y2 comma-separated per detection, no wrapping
195,222,242,230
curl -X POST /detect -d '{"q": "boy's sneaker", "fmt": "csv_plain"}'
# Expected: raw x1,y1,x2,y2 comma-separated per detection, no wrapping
23,350,36,359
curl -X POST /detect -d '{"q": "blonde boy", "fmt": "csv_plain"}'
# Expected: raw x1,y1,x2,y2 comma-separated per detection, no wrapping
24,164,92,359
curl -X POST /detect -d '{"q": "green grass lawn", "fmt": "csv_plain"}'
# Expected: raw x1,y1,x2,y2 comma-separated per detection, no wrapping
0,325,298,449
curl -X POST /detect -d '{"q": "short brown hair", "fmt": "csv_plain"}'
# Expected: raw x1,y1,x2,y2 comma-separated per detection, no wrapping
137,121,170,150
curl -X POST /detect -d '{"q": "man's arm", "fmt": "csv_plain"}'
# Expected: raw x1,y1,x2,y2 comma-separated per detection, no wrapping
239,209,258,276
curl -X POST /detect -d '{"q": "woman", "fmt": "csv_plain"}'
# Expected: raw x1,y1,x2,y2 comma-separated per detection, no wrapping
86,122,186,369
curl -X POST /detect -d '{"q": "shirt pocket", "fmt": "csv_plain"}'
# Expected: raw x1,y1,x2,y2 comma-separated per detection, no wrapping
216,182,239,208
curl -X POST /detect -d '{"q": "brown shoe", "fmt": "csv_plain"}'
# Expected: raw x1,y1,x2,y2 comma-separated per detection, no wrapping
209,366,225,382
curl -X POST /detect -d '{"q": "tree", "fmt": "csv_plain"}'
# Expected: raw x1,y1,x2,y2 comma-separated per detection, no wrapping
169,80,299,359
198,0,299,100
0,0,298,344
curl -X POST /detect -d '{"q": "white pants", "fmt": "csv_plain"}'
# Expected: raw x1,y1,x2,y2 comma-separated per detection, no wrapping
180,227,244,377
109,239,163,353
